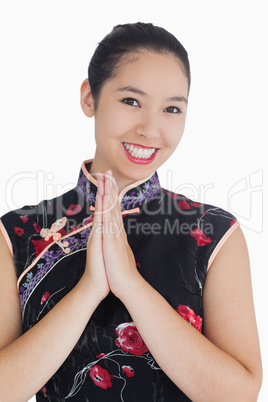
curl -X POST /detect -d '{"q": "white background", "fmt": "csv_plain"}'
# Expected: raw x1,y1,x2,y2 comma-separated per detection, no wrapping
0,1,267,400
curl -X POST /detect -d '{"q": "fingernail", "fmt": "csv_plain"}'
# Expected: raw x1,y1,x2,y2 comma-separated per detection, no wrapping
96,172,102,182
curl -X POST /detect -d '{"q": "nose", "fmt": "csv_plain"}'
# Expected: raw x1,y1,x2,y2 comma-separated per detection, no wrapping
136,110,161,140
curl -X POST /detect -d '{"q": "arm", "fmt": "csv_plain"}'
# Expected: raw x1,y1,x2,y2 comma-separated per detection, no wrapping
102,172,262,401
0,179,109,402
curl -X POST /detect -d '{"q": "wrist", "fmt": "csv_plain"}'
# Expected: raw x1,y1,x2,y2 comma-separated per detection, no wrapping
76,273,106,306
113,271,146,302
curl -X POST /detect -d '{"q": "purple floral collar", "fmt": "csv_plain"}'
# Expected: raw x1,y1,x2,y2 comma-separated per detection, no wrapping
77,160,161,211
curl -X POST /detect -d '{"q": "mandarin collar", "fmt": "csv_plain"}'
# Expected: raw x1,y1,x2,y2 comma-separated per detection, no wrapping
77,160,161,212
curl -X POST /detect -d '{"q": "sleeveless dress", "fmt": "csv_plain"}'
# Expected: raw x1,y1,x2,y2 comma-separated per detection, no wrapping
0,160,239,401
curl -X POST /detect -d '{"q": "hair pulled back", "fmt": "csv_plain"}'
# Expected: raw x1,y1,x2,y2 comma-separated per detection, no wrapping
88,22,190,108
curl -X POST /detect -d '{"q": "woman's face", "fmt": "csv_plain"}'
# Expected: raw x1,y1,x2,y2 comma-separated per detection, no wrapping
83,50,189,192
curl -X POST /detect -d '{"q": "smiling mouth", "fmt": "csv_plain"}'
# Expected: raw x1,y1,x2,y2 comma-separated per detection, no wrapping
123,142,157,159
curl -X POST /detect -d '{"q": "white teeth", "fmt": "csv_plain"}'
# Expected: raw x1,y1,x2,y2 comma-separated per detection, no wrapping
123,142,156,159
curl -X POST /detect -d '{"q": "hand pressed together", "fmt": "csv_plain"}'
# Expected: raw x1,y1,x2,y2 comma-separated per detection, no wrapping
84,172,109,301
84,170,139,301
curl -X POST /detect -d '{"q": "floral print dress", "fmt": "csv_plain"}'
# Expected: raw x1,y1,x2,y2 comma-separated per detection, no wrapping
0,160,239,401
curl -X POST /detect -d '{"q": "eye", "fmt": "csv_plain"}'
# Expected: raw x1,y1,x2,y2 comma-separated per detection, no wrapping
121,98,140,107
164,106,181,114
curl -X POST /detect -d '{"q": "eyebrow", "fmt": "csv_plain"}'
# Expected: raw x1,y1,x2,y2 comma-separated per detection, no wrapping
117,86,188,104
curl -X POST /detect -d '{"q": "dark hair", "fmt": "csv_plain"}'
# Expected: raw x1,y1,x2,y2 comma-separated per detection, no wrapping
88,22,190,109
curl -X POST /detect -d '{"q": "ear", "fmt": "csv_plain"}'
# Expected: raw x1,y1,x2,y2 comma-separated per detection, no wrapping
80,79,95,117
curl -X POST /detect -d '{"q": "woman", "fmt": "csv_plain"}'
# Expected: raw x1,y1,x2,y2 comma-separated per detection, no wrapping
0,22,262,401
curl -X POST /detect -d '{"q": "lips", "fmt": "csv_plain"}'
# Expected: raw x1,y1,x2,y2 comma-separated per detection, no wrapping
123,142,159,164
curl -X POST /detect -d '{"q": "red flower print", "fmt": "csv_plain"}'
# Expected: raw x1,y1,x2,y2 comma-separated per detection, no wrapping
190,228,212,246
190,202,203,207
230,219,236,226
163,189,180,200
175,305,202,332
115,322,148,356
122,365,135,377
33,223,41,233
14,227,24,237
66,204,82,216
41,292,50,304
40,385,47,394
70,225,82,232
96,353,105,358
82,215,94,226
32,238,53,255
20,215,29,223
32,228,67,256
178,199,190,210
89,365,112,389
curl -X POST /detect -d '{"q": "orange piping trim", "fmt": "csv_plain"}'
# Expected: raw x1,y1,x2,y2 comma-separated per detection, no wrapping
0,220,13,255
121,208,140,215
207,221,240,272
81,159,98,186
118,172,155,203
89,205,140,215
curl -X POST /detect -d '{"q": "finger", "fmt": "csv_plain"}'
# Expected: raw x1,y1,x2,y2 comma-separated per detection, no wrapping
106,170,119,210
108,173,123,222
111,183,123,228
103,170,115,216
96,172,104,197
103,171,121,238
114,200,126,239
105,172,125,239
88,194,102,241
103,190,114,239
105,171,119,217
93,173,105,224
90,174,104,237
104,170,113,195
94,192,102,220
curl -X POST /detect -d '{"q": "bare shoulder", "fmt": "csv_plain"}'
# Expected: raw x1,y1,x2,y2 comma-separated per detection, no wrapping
0,229,22,349
203,226,262,385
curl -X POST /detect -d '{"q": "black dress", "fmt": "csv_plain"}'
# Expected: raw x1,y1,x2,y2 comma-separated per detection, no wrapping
0,160,239,401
